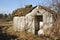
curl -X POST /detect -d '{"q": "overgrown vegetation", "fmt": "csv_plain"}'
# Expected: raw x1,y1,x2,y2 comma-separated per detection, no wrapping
0,19,60,40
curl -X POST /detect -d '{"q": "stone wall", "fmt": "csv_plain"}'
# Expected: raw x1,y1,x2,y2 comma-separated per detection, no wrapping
13,16,26,32
13,6,54,35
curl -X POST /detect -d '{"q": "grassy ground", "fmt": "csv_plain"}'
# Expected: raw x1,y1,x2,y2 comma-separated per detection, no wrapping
0,20,60,40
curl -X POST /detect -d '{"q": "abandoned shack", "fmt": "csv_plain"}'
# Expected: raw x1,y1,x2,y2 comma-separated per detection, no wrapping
13,5,57,35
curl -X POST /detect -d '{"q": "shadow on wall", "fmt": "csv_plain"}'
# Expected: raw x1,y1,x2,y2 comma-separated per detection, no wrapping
0,26,18,40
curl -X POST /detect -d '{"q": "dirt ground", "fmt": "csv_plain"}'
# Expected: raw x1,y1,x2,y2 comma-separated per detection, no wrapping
0,20,60,40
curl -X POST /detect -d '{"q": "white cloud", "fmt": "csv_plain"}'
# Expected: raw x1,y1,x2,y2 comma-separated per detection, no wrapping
0,8,12,14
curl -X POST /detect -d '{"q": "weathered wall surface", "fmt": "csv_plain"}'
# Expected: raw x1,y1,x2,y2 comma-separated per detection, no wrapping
37,7,54,35
13,16,26,32
13,6,54,35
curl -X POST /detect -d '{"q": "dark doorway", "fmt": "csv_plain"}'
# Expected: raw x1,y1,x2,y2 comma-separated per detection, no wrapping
35,15,43,35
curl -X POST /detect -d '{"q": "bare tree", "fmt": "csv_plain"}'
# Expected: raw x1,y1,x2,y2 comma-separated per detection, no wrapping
51,0,60,12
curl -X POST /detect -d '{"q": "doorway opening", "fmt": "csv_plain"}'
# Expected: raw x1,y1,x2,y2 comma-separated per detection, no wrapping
35,15,43,35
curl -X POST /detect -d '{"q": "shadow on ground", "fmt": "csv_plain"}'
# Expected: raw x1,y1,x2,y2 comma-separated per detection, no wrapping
0,26,18,40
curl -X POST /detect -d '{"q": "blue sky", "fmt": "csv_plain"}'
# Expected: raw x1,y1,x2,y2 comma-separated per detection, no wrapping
0,0,59,14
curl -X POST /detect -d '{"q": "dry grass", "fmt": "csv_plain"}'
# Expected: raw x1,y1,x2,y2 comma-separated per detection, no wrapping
0,19,60,40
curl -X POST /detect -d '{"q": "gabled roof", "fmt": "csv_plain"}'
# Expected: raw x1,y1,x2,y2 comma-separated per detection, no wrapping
12,7,34,16
38,5,57,14
12,5,57,17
